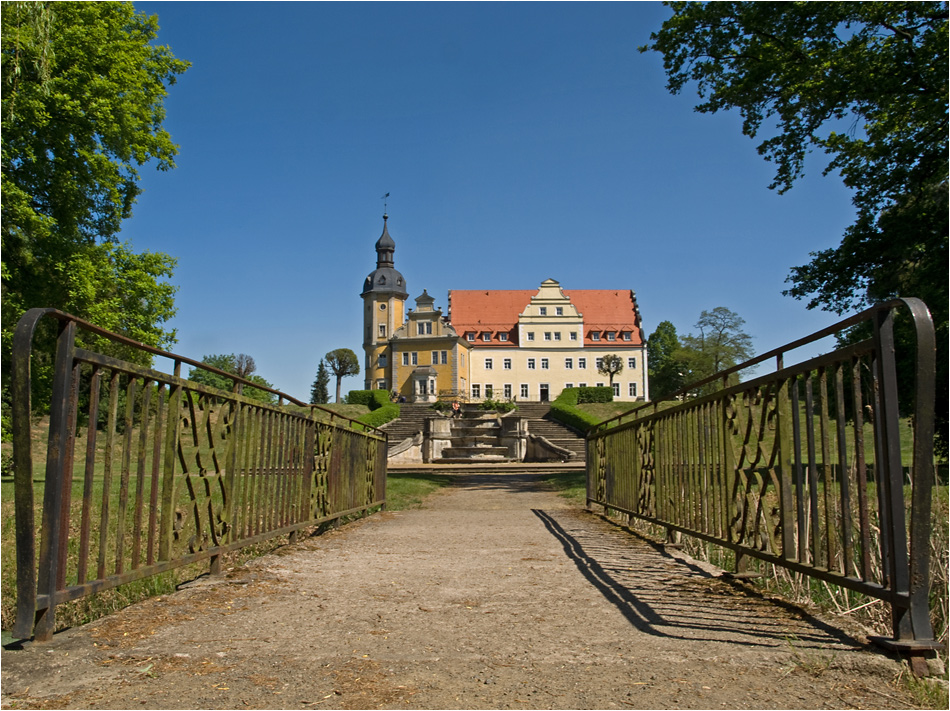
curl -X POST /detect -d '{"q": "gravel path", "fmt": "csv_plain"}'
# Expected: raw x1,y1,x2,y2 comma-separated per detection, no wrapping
1,472,919,709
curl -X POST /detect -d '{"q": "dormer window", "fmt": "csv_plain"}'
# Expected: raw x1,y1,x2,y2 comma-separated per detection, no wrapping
622,331,632,341
499,333,508,342
482,333,491,342
467,333,476,342
591,332,601,341
606,332,616,341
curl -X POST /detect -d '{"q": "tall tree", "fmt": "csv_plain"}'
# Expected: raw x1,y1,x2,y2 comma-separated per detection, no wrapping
325,348,360,403
647,320,687,399
596,354,624,388
1,1,188,418
310,360,330,405
188,354,276,404
679,307,754,393
642,1,947,441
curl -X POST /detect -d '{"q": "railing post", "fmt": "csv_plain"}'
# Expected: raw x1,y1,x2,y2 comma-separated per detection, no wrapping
33,318,78,641
158,360,183,562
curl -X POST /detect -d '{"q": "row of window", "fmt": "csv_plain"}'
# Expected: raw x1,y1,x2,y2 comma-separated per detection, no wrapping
466,330,634,343
398,351,449,366
484,356,637,371
471,382,639,399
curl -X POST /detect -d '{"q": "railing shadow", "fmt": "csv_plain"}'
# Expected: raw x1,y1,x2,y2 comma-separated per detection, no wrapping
533,508,867,652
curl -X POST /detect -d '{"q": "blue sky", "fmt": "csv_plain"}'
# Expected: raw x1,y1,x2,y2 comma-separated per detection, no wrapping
126,1,857,399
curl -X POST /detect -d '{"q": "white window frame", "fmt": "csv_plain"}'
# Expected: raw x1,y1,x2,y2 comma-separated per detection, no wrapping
503,384,512,399
578,357,587,369
432,351,439,365
612,382,620,397
591,332,601,341
629,382,638,397
570,332,578,341
503,358,512,370
541,358,549,370
565,358,573,369
527,358,536,370
526,332,535,341
402,352,409,366
485,358,493,370
520,384,529,398
628,357,637,369
539,307,547,315
472,384,481,399
556,307,563,316
499,333,508,342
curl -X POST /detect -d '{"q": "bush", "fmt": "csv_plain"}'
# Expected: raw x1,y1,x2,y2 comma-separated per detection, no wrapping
350,389,400,428
479,397,516,413
549,388,602,432
577,386,613,404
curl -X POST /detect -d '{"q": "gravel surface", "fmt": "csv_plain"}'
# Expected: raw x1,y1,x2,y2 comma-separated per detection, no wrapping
1,472,921,709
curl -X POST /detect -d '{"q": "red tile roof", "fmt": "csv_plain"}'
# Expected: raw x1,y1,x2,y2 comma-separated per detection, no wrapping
448,288,643,347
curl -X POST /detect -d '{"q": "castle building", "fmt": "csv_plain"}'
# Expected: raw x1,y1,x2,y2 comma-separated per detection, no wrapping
360,216,649,403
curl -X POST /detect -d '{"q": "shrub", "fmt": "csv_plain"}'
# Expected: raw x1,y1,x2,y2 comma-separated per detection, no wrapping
577,386,613,404
479,397,516,413
549,388,602,432
348,389,400,428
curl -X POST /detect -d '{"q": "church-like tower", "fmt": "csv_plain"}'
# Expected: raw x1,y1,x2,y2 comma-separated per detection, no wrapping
361,214,408,390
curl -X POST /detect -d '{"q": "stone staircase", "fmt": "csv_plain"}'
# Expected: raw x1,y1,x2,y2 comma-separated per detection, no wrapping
382,401,587,463
515,402,588,461
380,403,441,447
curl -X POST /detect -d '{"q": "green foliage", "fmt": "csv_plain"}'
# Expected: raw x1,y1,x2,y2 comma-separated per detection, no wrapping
642,2,947,444
549,387,604,432
351,389,400,429
677,307,754,394
310,360,330,405
325,348,360,403
596,354,624,386
187,353,276,404
577,386,613,404
479,397,516,413
1,1,187,418
648,320,687,399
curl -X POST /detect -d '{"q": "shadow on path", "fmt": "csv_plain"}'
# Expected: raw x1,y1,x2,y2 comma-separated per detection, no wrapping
533,507,867,653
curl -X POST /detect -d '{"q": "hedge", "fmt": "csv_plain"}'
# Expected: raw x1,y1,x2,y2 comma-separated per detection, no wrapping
347,389,401,428
548,387,603,433
577,386,613,403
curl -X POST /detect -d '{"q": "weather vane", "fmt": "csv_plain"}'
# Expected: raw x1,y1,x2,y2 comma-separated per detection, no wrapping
382,192,390,215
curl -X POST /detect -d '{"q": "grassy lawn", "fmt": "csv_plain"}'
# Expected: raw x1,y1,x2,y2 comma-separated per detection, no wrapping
385,472,454,510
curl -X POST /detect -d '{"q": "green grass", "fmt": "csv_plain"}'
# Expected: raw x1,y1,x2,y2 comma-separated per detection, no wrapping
576,401,640,422
540,470,587,504
384,472,454,510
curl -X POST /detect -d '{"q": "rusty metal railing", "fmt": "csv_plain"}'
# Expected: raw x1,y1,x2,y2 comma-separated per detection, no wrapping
587,299,940,659
10,308,387,642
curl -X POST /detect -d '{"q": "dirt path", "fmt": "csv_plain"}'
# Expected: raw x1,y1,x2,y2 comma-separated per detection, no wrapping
1,472,920,709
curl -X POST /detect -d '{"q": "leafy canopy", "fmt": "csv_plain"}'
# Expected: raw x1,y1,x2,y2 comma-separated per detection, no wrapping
325,348,360,403
647,320,686,400
641,2,948,318
596,354,624,386
187,354,276,405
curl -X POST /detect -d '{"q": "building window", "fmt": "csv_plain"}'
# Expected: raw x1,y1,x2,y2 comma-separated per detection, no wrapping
499,333,508,342
526,332,535,341
520,384,529,398
441,351,448,364
613,383,620,397
578,357,587,369
504,384,512,399
472,384,481,399
623,332,632,341
579,382,587,388
570,332,578,341
628,357,637,369
482,332,491,342
485,358,493,370
565,358,573,369
467,333,476,342
565,382,574,389
556,307,563,316
503,358,512,370
596,382,604,388
527,358,536,370
595,357,603,370
591,332,601,341
541,358,549,370
607,332,616,341
544,332,551,341
378,355,387,367
418,322,432,335
402,352,409,366
629,382,638,397
378,324,386,338
539,307,547,315
485,384,494,398
410,352,418,365
555,332,562,341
